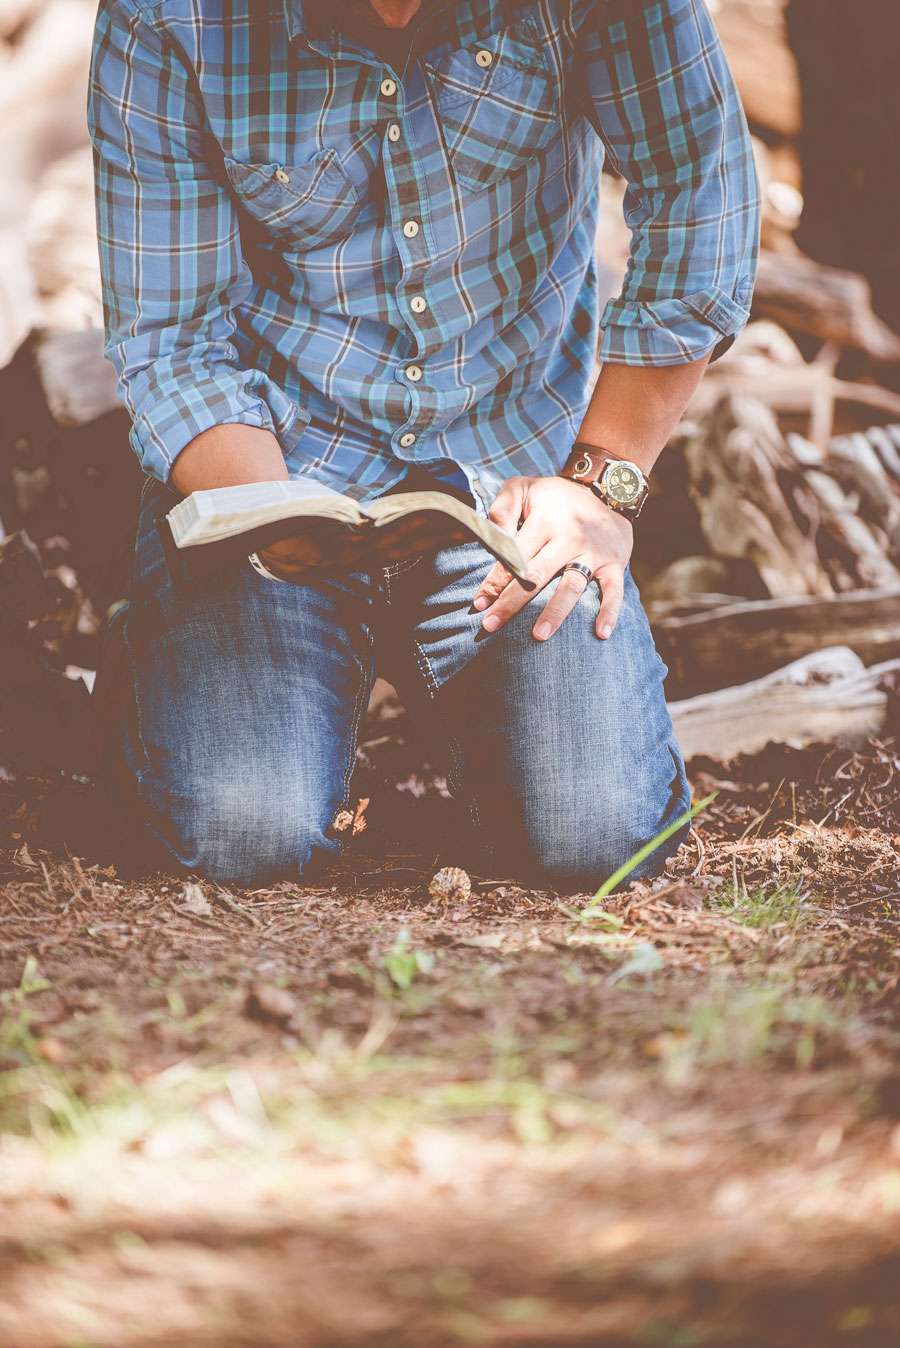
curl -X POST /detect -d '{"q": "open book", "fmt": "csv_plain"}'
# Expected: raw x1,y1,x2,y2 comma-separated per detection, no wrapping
163,478,532,585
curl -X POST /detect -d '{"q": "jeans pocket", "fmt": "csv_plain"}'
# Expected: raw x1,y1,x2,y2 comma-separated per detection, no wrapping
426,19,559,190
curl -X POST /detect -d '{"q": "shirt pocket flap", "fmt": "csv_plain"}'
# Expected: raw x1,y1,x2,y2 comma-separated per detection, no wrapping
425,20,558,190
427,19,552,109
223,149,362,248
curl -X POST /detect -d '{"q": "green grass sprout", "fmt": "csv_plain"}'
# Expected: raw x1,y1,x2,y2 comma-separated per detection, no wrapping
573,792,717,919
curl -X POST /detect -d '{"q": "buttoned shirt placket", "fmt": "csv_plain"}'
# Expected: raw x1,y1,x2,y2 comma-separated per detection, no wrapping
300,21,442,471
379,57,434,462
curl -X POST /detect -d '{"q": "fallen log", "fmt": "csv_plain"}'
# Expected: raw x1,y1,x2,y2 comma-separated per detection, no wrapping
753,253,900,364
670,646,898,762
652,587,900,698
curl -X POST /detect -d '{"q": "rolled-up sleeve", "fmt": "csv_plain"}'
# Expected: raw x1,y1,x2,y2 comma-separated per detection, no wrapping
579,0,760,366
88,0,302,484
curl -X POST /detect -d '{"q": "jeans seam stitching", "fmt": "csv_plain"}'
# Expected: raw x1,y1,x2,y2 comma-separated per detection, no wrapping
338,633,373,818
383,554,421,581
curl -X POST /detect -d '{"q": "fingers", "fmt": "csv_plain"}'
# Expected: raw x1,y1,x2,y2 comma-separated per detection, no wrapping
474,492,547,613
473,561,514,612
473,475,631,641
532,563,593,641
473,481,528,610
594,565,625,640
487,476,527,534
482,561,625,643
479,541,565,632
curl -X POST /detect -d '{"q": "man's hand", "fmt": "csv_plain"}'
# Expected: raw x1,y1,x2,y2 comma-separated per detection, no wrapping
473,475,633,642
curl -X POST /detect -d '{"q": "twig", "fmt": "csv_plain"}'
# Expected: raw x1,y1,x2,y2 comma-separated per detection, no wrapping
213,887,261,927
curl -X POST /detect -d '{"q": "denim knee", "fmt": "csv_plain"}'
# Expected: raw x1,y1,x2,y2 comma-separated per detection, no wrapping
513,752,691,892
155,777,339,885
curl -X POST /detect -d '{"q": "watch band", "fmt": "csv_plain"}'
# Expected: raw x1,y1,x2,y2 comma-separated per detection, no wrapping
248,550,289,583
558,444,649,521
563,443,623,485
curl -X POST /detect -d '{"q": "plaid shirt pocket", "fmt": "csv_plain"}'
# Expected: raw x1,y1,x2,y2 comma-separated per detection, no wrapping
427,19,559,191
224,149,363,249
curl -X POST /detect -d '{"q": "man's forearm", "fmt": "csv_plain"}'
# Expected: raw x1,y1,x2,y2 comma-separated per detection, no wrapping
169,423,289,496
574,356,711,476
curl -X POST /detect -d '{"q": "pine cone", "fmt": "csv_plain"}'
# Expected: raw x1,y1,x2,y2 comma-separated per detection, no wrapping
429,865,472,906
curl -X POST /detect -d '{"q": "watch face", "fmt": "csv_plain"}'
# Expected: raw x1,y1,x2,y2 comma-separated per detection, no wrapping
602,462,643,505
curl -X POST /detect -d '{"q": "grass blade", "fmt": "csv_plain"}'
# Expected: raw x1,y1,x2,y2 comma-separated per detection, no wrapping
579,792,717,916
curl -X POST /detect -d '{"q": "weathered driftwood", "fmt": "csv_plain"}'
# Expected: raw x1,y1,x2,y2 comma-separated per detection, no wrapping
652,587,900,698
0,0,97,364
641,555,761,608
668,379,900,607
752,135,804,257
670,647,898,762
753,253,900,364
34,327,119,428
714,0,801,141
693,322,900,439
676,391,833,599
803,470,900,591
28,145,104,333
695,362,900,430
831,425,900,482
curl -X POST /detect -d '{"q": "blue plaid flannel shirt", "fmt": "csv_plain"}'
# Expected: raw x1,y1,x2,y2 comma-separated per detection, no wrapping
88,0,759,503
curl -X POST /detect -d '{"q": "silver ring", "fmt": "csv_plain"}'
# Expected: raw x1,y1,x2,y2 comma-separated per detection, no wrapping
562,561,594,584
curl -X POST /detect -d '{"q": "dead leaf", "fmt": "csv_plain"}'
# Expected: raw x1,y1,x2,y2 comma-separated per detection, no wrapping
180,882,212,916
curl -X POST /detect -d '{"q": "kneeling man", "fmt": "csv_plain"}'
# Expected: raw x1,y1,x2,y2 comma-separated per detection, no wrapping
89,0,759,885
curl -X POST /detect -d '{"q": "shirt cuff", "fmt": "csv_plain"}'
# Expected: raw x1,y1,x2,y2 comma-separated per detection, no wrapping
598,282,753,368
124,366,309,485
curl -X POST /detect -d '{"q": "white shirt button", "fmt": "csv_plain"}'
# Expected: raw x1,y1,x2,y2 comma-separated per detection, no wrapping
274,168,290,184
402,220,420,238
388,123,401,142
475,49,493,67
405,364,423,382
410,295,427,314
380,77,397,96
399,432,416,448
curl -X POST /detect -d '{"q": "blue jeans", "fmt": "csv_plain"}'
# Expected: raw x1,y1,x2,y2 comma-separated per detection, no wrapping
97,476,690,888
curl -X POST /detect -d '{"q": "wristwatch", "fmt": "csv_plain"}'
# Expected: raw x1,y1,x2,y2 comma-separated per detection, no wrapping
558,443,649,521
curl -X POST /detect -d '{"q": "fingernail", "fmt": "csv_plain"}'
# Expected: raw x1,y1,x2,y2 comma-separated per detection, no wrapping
599,624,613,640
482,614,501,632
472,596,488,611
533,621,551,641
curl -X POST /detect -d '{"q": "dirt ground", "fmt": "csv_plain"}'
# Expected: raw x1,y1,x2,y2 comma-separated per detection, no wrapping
0,714,898,1348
